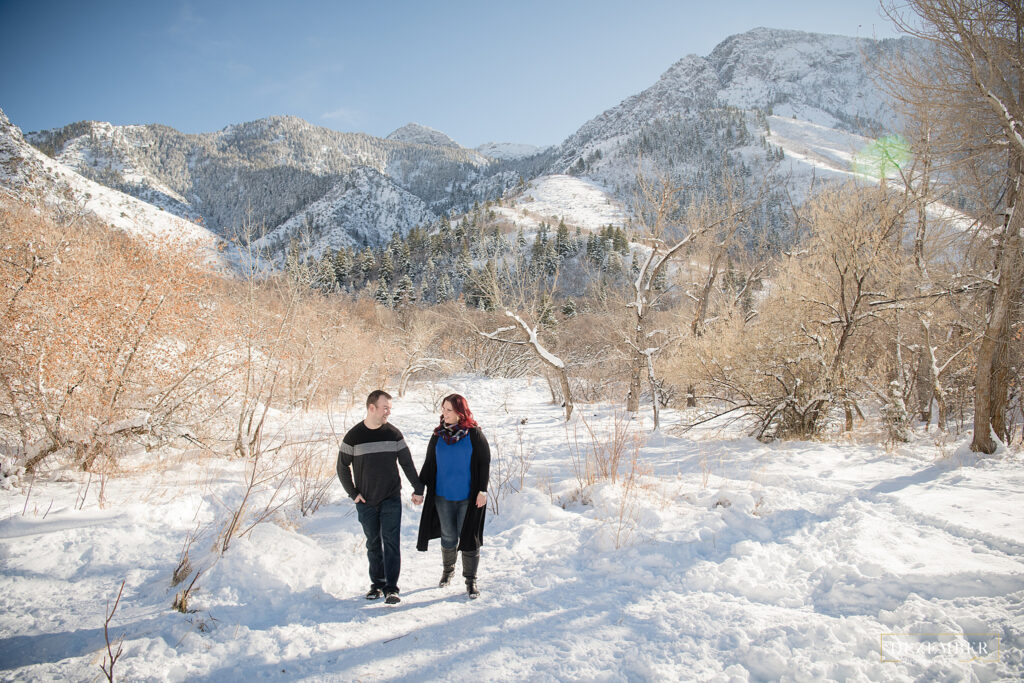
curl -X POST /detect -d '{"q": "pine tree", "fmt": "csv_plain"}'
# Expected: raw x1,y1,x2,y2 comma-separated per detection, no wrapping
587,233,604,267
378,251,394,286
374,279,392,308
332,248,350,289
391,240,411,277
543,240,559,275
435,273,454,303
357,247,375,286
454,248,471,281
314,252,336,293
538,295,557,327
439,215,453,248
393,274,415,308
613,227,629,254
555,220,572,259
530,234,545,266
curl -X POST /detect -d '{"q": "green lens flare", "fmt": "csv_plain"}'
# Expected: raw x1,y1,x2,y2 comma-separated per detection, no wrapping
853,134,911,179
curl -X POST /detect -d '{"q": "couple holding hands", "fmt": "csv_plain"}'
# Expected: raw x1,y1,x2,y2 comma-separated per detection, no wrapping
336,391,490,605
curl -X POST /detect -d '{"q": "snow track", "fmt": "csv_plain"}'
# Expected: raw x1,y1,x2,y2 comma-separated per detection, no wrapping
1,377,1022,680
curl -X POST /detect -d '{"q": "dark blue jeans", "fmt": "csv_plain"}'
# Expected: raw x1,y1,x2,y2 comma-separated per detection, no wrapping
356,495,402,593
435,496,469,550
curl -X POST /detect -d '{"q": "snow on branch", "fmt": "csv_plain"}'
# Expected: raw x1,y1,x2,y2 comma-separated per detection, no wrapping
504,310,565,369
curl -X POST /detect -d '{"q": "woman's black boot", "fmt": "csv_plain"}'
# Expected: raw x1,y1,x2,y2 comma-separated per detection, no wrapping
461,550,480,598
440,547,457,587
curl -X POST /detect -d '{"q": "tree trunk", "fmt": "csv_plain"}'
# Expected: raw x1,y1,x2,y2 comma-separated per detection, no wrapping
915,344,933,425
626,317,644,413
646,352,660,430
972,174,1024,453
557,367,574,421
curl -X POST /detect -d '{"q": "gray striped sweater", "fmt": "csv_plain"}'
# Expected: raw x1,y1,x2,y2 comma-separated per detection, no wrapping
337,421,423,506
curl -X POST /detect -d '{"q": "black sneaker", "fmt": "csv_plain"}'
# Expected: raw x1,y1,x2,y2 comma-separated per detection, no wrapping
365,587,383,600
385,591,401,605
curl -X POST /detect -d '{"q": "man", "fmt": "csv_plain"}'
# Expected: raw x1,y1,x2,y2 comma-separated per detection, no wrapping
337,390,423,605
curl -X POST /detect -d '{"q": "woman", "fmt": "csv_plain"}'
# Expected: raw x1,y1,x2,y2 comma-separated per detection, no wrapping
416,393,490,598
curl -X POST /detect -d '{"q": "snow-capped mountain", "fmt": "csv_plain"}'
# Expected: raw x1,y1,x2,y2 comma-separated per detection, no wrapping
558,27,914,166
0,108,221,250
15,27,922,260
24,116,517,257
386,122,462,150
538,27,922,243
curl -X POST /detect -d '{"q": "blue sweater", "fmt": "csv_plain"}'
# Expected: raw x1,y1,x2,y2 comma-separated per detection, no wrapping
435,435,473,501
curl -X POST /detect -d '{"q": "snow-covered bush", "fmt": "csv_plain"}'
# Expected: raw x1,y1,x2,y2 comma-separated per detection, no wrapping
0,456,24,490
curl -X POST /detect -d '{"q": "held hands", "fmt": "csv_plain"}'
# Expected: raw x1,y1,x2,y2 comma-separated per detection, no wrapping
476,492,487,508
412,494,424,505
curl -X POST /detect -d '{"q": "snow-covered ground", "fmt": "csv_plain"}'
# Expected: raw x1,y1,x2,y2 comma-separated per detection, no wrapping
767,115,873,182
475,142,544,161
1,376,1022,681
500,175,628,234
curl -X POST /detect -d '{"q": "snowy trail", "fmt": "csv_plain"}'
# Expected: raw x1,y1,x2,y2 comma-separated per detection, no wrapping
2,377,1023,681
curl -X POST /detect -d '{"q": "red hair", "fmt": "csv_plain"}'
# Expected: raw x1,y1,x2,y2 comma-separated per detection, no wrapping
440,393,478,429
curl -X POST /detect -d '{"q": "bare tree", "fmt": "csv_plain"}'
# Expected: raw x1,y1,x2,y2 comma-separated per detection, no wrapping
918,314,981,429
681,173,761,407
391,306,448,397
684,184,909,440
475,258,575,420
883,0,1024,452
624,171,753,428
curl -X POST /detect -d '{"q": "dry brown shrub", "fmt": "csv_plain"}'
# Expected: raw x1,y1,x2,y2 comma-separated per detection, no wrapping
1,203,224,471
673,184,917,440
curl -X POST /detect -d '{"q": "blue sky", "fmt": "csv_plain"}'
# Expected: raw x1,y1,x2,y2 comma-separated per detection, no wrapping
0,0,900,148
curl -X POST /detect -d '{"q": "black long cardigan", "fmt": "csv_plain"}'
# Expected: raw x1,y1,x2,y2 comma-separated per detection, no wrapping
416,426,490,552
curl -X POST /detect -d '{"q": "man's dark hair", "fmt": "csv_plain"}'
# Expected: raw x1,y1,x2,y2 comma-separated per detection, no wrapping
366,390,392,408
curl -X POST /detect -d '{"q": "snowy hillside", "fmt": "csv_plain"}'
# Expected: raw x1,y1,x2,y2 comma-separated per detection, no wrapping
256,166,436,257
709,27,908,130
1,376,1021,680
476,142,546,161
0,108,221,249
497,174,629,234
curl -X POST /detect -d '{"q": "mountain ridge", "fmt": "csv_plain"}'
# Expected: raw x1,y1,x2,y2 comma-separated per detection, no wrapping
12,26,922,258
